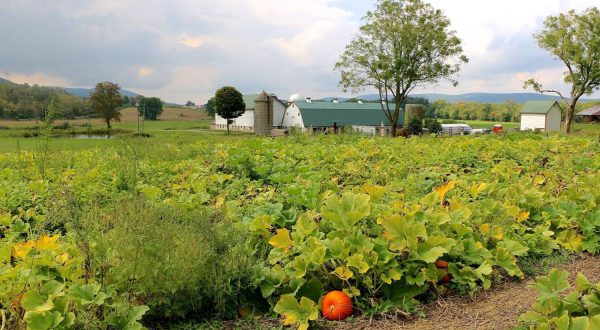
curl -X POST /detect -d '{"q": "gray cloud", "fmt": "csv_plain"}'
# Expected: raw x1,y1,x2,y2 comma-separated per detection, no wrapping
1,0,598,102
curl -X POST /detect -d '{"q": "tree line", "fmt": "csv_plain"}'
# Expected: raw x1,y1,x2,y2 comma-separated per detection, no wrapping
0,81,165,127
0,83,87,120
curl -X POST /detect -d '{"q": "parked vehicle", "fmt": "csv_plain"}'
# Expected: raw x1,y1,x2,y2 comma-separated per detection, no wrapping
441,124,473,136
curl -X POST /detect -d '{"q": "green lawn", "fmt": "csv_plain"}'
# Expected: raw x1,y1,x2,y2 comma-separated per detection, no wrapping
0,117,254,153
462,120,600,135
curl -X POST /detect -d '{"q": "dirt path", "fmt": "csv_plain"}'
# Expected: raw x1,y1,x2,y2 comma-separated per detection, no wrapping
342,254,600,330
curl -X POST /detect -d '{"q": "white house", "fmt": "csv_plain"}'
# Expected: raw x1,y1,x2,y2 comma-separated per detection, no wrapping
520,101,562,131
213,93,288,132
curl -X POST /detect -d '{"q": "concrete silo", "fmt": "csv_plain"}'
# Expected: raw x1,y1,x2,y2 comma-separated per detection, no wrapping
254,91,273,136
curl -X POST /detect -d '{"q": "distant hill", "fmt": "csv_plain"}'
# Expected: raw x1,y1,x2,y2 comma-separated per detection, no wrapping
0,77,14,85
61,87,140,98
353,92,599,103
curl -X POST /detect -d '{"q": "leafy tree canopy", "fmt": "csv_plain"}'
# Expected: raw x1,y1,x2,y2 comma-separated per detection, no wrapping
335,0,468,136
524,7,600,133
214,86,246,133
89,81,123,128
137,96,164,120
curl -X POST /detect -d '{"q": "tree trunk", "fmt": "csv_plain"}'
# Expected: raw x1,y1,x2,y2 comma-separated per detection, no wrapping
563,102,576,134
390,121,397,137
106,119,111,129
227,122,230,134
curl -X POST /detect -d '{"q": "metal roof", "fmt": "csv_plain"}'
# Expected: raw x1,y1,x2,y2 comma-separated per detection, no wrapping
577,105,600,116
242,93,287,110
520,101,561,114
295,101,403,127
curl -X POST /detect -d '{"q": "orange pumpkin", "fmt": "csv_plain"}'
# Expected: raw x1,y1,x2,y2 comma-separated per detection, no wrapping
435,259,449,268
321,291,353,321
439,272,453,285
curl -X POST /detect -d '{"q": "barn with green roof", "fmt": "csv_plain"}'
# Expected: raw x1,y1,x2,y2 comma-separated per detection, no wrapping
520,101,562,131
282,99,403,135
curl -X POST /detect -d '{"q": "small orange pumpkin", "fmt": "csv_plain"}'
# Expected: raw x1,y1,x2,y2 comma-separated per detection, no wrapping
435,259,449,268
321,291,353,321
439,272,453,285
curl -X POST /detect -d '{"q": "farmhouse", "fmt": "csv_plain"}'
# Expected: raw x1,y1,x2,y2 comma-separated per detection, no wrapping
520,101,562,131
213,93,288,132
213,92,403,135
576,105,600,122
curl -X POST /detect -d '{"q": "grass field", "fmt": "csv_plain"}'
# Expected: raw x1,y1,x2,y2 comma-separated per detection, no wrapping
0,107,233,152
462,119,600,135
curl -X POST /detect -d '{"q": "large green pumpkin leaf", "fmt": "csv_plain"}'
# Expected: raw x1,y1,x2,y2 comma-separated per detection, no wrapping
273,295,319,330
321,192,371,229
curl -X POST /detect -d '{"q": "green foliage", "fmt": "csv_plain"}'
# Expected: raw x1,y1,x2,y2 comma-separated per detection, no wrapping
0,83,87,120
431,99,522,122
214,86,245,133
89,81,123,128
205,97,216,118
1,132,600,328
335,0,468,135
406,117,423,136
524,7,600,134
424,118,442,134
64,199,258,321
519,269,600,329
137,97,164,120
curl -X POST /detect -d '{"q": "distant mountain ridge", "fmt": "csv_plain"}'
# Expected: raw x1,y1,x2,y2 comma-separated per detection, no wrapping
350,92,599,104
59,87,139,98
0,76,140,98
0,77,15,85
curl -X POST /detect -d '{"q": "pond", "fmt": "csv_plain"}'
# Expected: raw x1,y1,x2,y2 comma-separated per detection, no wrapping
54,134,113,139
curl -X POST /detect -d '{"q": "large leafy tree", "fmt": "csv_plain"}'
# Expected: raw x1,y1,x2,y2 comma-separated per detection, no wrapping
335,0,468,137
214,86,245,134
524,7,600,134
137,96,164,120
89,81,122,128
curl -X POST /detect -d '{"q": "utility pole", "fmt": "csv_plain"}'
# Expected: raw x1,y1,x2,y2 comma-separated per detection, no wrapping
136,103,140,132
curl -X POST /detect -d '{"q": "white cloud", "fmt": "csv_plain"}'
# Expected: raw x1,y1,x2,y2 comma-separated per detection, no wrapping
3,72,70,87
1,0,599,102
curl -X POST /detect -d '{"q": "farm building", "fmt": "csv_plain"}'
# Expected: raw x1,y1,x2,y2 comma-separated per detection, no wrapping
283,98,401,135
576,105,600,122
213,92,288,132
213,92,403,135
520,101,562,131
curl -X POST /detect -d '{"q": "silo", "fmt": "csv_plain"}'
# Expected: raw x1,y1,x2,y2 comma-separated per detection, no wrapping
254,91,273,136
405,104,425,123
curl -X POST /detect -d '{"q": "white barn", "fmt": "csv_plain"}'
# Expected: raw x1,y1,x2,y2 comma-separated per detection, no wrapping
520,101,562,131
213,93,288,132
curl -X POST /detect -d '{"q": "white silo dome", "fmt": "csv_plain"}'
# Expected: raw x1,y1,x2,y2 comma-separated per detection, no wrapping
288,93,304,103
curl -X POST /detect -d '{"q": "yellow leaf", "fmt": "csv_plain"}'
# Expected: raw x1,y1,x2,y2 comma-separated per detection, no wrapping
363,183,386,201
504,202,520,218
214,196,225,209
36,235,60,251
393,200,405,210
331,266,354,281
56,253,69,264
343,286,361,298
533,175,546,185
11,240,35,259
480,223,490,234
517,211,530,223
468,182,488,197
449,199,464,211
268,229,293,253
434,180,456,201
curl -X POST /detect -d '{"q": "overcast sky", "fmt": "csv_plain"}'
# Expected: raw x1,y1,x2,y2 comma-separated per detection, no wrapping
1,0,599,103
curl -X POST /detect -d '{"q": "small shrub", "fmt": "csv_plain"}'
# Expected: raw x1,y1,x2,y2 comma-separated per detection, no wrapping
406,117,423,136
65,199,260,322
53,121,70,130
424,118,442,134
